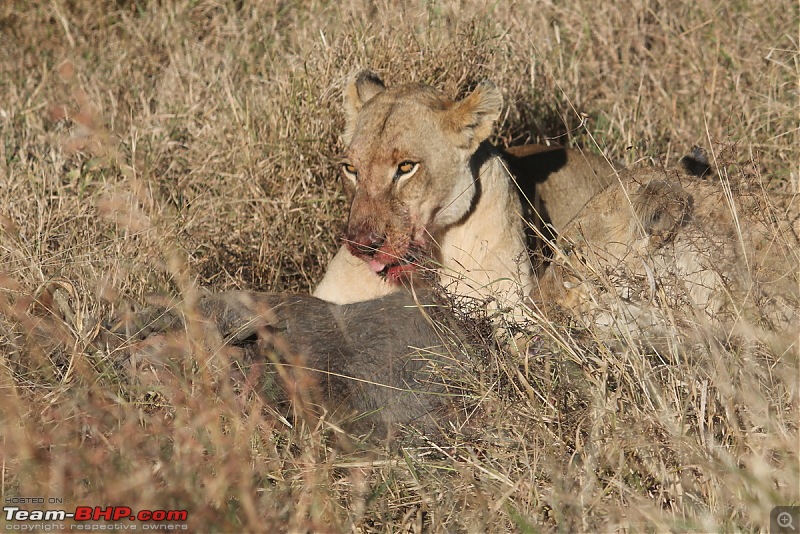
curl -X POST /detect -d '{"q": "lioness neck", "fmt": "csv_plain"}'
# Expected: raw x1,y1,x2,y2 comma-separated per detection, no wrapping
437,148,532,310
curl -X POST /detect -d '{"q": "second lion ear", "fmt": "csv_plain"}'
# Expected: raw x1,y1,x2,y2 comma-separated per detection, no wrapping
444,81,503,152
343,70,386,143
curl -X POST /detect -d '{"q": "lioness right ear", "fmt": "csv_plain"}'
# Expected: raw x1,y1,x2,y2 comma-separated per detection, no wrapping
679,146,713,178
445,81,503,151
343,70,386,143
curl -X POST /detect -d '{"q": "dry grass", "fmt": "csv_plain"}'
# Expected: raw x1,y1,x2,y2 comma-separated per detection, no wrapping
1,0,798,531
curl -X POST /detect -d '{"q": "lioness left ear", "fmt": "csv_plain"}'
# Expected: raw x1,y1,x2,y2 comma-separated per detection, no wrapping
445,81,503,151
343,70,386,143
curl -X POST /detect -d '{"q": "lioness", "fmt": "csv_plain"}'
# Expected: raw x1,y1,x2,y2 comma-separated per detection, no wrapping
533,152,800,347
110,72,621,433
313,71,613,314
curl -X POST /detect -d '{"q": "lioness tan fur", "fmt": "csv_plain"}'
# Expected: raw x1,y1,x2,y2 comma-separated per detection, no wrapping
533,156,800,348
313,71,614,314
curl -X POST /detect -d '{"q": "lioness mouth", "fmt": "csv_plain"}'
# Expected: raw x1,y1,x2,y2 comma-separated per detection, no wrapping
369,254,418,281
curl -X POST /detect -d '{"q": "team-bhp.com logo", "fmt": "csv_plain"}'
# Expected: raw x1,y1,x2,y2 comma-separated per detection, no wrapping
4,506,188,530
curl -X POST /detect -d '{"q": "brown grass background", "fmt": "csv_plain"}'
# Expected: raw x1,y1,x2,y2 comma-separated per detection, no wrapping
1,0,798,531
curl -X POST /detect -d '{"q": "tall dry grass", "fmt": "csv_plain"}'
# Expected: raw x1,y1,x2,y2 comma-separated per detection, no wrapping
1,0,798,531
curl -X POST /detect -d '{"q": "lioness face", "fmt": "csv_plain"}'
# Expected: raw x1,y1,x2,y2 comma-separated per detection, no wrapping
338,71,502,281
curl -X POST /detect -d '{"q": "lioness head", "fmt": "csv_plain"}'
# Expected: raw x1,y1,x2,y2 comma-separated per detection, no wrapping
338,70,503,281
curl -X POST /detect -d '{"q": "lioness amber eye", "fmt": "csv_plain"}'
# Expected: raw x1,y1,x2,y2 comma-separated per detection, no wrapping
398,162,415,174
393,161,419,182
342,163,357,176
